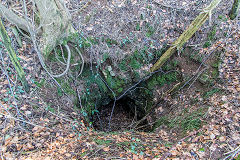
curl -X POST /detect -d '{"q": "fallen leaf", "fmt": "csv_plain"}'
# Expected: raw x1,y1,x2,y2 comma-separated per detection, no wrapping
219,136,226,142
133,154,138,160
65,153,71,157
170,150,179,156
103,147,110,152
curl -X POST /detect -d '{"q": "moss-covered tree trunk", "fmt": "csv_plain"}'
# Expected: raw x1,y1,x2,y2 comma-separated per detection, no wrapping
229,0,240,20
0,18,30,92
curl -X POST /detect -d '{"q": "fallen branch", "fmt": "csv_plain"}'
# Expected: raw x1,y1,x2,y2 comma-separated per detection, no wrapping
223,145,240,160
0,18,30,92
150,0,222,72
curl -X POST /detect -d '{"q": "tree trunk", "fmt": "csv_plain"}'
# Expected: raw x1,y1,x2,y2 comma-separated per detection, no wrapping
0,0,75,56
34,0,75,57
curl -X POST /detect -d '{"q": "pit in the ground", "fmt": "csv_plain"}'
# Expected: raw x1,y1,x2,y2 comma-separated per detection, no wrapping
92,97,150,132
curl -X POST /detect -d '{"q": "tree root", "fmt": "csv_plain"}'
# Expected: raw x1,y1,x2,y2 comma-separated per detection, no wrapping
0,3,29,32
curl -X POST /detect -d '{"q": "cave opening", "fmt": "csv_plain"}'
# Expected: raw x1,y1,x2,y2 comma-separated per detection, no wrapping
92,96,151,132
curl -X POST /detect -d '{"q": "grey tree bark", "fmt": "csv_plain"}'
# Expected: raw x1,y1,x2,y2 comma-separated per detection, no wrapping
0,0,75,56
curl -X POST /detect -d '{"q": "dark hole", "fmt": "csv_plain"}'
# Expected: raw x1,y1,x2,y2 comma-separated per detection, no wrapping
92,96,150,132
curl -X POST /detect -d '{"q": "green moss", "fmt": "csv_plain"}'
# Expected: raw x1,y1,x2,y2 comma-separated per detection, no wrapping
34,79,45,88
146,25,155,37
144,89,153,96
189,51,203,63
105,38,118,47
34,13,41,26
208,25,217,41
63,83,76,95
117,87,123,93
105,71,125,92
134,49,146,63
130,58,141,70
136,23,140,31
147,76,158,89
202,88,221,98
57,87,63,96
203,25,217,48
146,68,178,91
156,75,166,86
165,72,177,83
55,78,75,95
162,62,175,71
153,107,207,132
153,116,169,129
133,71,140,79
211,68,219,79
95,139,112,145
43,45,52,58
203,41,211,48
102,53,109,62
211,52,221,79
95,76,108,93
181,117,202,131
46,105,55,113
119,60,128,72
211,61,219,68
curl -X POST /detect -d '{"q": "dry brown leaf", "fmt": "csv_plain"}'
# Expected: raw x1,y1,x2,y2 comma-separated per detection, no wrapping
65,153,72,157
11,136,18,143
27,143,34,150
69,133,75,138
103,147,110,152
2,126,10,134
219,136,226,142
170,150,179,156
132,154,139,160
16,143,23,151
4,136,13,146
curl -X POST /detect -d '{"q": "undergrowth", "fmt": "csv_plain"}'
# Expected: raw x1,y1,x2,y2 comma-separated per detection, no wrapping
154,107,208,133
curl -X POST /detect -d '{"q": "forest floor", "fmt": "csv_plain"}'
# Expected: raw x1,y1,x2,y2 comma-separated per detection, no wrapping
0,0,239,159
